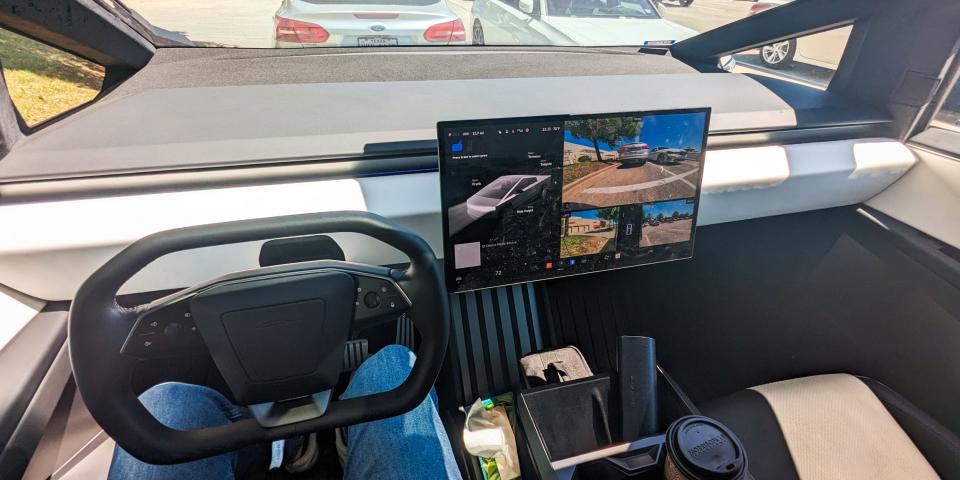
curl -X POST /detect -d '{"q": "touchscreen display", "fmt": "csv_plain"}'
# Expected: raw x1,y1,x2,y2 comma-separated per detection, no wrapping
438,108,709,292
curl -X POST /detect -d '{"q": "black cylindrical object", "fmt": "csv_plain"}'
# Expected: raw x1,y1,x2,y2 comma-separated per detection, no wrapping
618,336,658,440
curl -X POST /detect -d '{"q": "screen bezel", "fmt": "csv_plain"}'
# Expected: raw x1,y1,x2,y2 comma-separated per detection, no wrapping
437,107,711,293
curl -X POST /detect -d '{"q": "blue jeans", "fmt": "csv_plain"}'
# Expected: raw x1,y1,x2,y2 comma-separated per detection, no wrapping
109,345,462,480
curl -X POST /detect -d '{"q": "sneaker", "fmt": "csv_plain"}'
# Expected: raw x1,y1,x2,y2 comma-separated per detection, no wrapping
284,433,319,474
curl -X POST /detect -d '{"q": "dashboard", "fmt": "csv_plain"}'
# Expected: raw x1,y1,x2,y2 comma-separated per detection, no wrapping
0,51,917,300
439,110,709,292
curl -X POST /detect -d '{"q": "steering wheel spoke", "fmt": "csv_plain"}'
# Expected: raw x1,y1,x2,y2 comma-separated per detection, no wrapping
352,270,412,326
121,300,205,358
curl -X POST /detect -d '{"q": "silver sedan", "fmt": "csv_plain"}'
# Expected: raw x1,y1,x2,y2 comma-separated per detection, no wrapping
274,0,467,47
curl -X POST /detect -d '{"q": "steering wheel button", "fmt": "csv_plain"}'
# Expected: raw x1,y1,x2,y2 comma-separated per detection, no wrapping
163,322,182,336
363,291,381,308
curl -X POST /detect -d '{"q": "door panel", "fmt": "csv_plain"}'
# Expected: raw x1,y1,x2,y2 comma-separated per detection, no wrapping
866,146,960,249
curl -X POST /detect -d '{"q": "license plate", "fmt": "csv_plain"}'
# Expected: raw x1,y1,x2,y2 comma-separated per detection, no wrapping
358,37,398,47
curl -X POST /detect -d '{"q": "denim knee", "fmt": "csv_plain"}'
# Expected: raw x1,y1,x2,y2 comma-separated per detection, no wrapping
138,382,243,430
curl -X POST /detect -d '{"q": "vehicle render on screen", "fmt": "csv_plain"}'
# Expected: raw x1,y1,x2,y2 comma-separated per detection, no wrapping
464,174,551,219
274,0,466,47
470,0,696,46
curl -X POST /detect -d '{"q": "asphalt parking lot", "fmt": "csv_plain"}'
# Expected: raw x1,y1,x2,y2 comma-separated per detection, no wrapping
641,218,693,247
122,0,837,87
563,160,699,209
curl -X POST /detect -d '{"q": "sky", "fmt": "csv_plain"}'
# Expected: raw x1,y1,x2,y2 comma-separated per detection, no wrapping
569,208,617,222
643,199,694,218
564,112,707,151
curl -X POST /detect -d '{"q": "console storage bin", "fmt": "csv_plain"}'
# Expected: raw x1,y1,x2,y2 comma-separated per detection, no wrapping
517,369,696,480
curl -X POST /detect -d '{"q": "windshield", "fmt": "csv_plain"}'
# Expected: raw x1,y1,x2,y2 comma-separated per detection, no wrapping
545,0,659,19
118,0,848,88
476,177,519,199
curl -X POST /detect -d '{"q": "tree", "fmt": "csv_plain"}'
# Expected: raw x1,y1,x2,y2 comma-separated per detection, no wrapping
656,213,665,222
672,211,680,220
596,207,619,223
567,117,642,162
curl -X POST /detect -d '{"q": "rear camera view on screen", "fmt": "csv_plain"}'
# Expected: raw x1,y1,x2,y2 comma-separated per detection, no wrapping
439,109,709,292
561,113,705,210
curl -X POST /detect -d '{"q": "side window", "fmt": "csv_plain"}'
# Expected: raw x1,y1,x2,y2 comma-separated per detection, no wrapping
734,25,852,90
659,1,852,89
931,80,960,132
0,27,104,127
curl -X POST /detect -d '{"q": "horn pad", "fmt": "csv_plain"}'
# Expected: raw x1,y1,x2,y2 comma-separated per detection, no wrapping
190,271,355,405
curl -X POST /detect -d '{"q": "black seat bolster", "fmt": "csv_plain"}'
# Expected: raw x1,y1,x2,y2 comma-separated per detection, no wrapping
858,377,960,480
699,389,800,480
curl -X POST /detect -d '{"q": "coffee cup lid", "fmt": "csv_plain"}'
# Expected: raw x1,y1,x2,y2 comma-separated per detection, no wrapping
665,416,746,480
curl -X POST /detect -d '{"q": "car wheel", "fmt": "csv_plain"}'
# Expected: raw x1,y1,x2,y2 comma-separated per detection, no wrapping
473,20,485,46
760,39,796,69
657,153,666,163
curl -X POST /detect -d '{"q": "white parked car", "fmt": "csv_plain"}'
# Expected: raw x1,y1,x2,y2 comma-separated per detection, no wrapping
749,1,850,70
470,0,697,47
618,142,650,166
274,0,466,47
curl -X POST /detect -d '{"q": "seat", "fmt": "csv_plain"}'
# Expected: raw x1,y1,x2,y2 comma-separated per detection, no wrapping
699,374,960,480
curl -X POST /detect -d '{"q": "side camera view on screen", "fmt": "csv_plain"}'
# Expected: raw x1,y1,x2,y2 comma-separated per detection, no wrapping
439,109,709,292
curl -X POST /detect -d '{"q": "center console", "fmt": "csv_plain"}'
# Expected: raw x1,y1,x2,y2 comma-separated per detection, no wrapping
438,110,749,479
514,340,748,480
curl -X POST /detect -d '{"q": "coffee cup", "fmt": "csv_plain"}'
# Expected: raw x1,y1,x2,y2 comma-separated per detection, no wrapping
663,415,747,480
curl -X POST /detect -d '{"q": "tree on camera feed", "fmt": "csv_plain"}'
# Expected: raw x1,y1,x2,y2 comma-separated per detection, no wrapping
567,117,642,162
596,207,619,223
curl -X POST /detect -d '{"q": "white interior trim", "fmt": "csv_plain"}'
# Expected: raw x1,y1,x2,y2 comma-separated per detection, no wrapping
866,146,960,249
0,138,915,300
0,284,44,350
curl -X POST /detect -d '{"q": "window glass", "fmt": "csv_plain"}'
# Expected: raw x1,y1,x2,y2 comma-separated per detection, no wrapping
932,79,960,132
0,28,104,126
118,0,852,77
708,2,852,91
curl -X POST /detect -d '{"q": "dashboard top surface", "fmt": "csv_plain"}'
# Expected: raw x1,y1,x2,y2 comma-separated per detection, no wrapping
0,48,886,183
